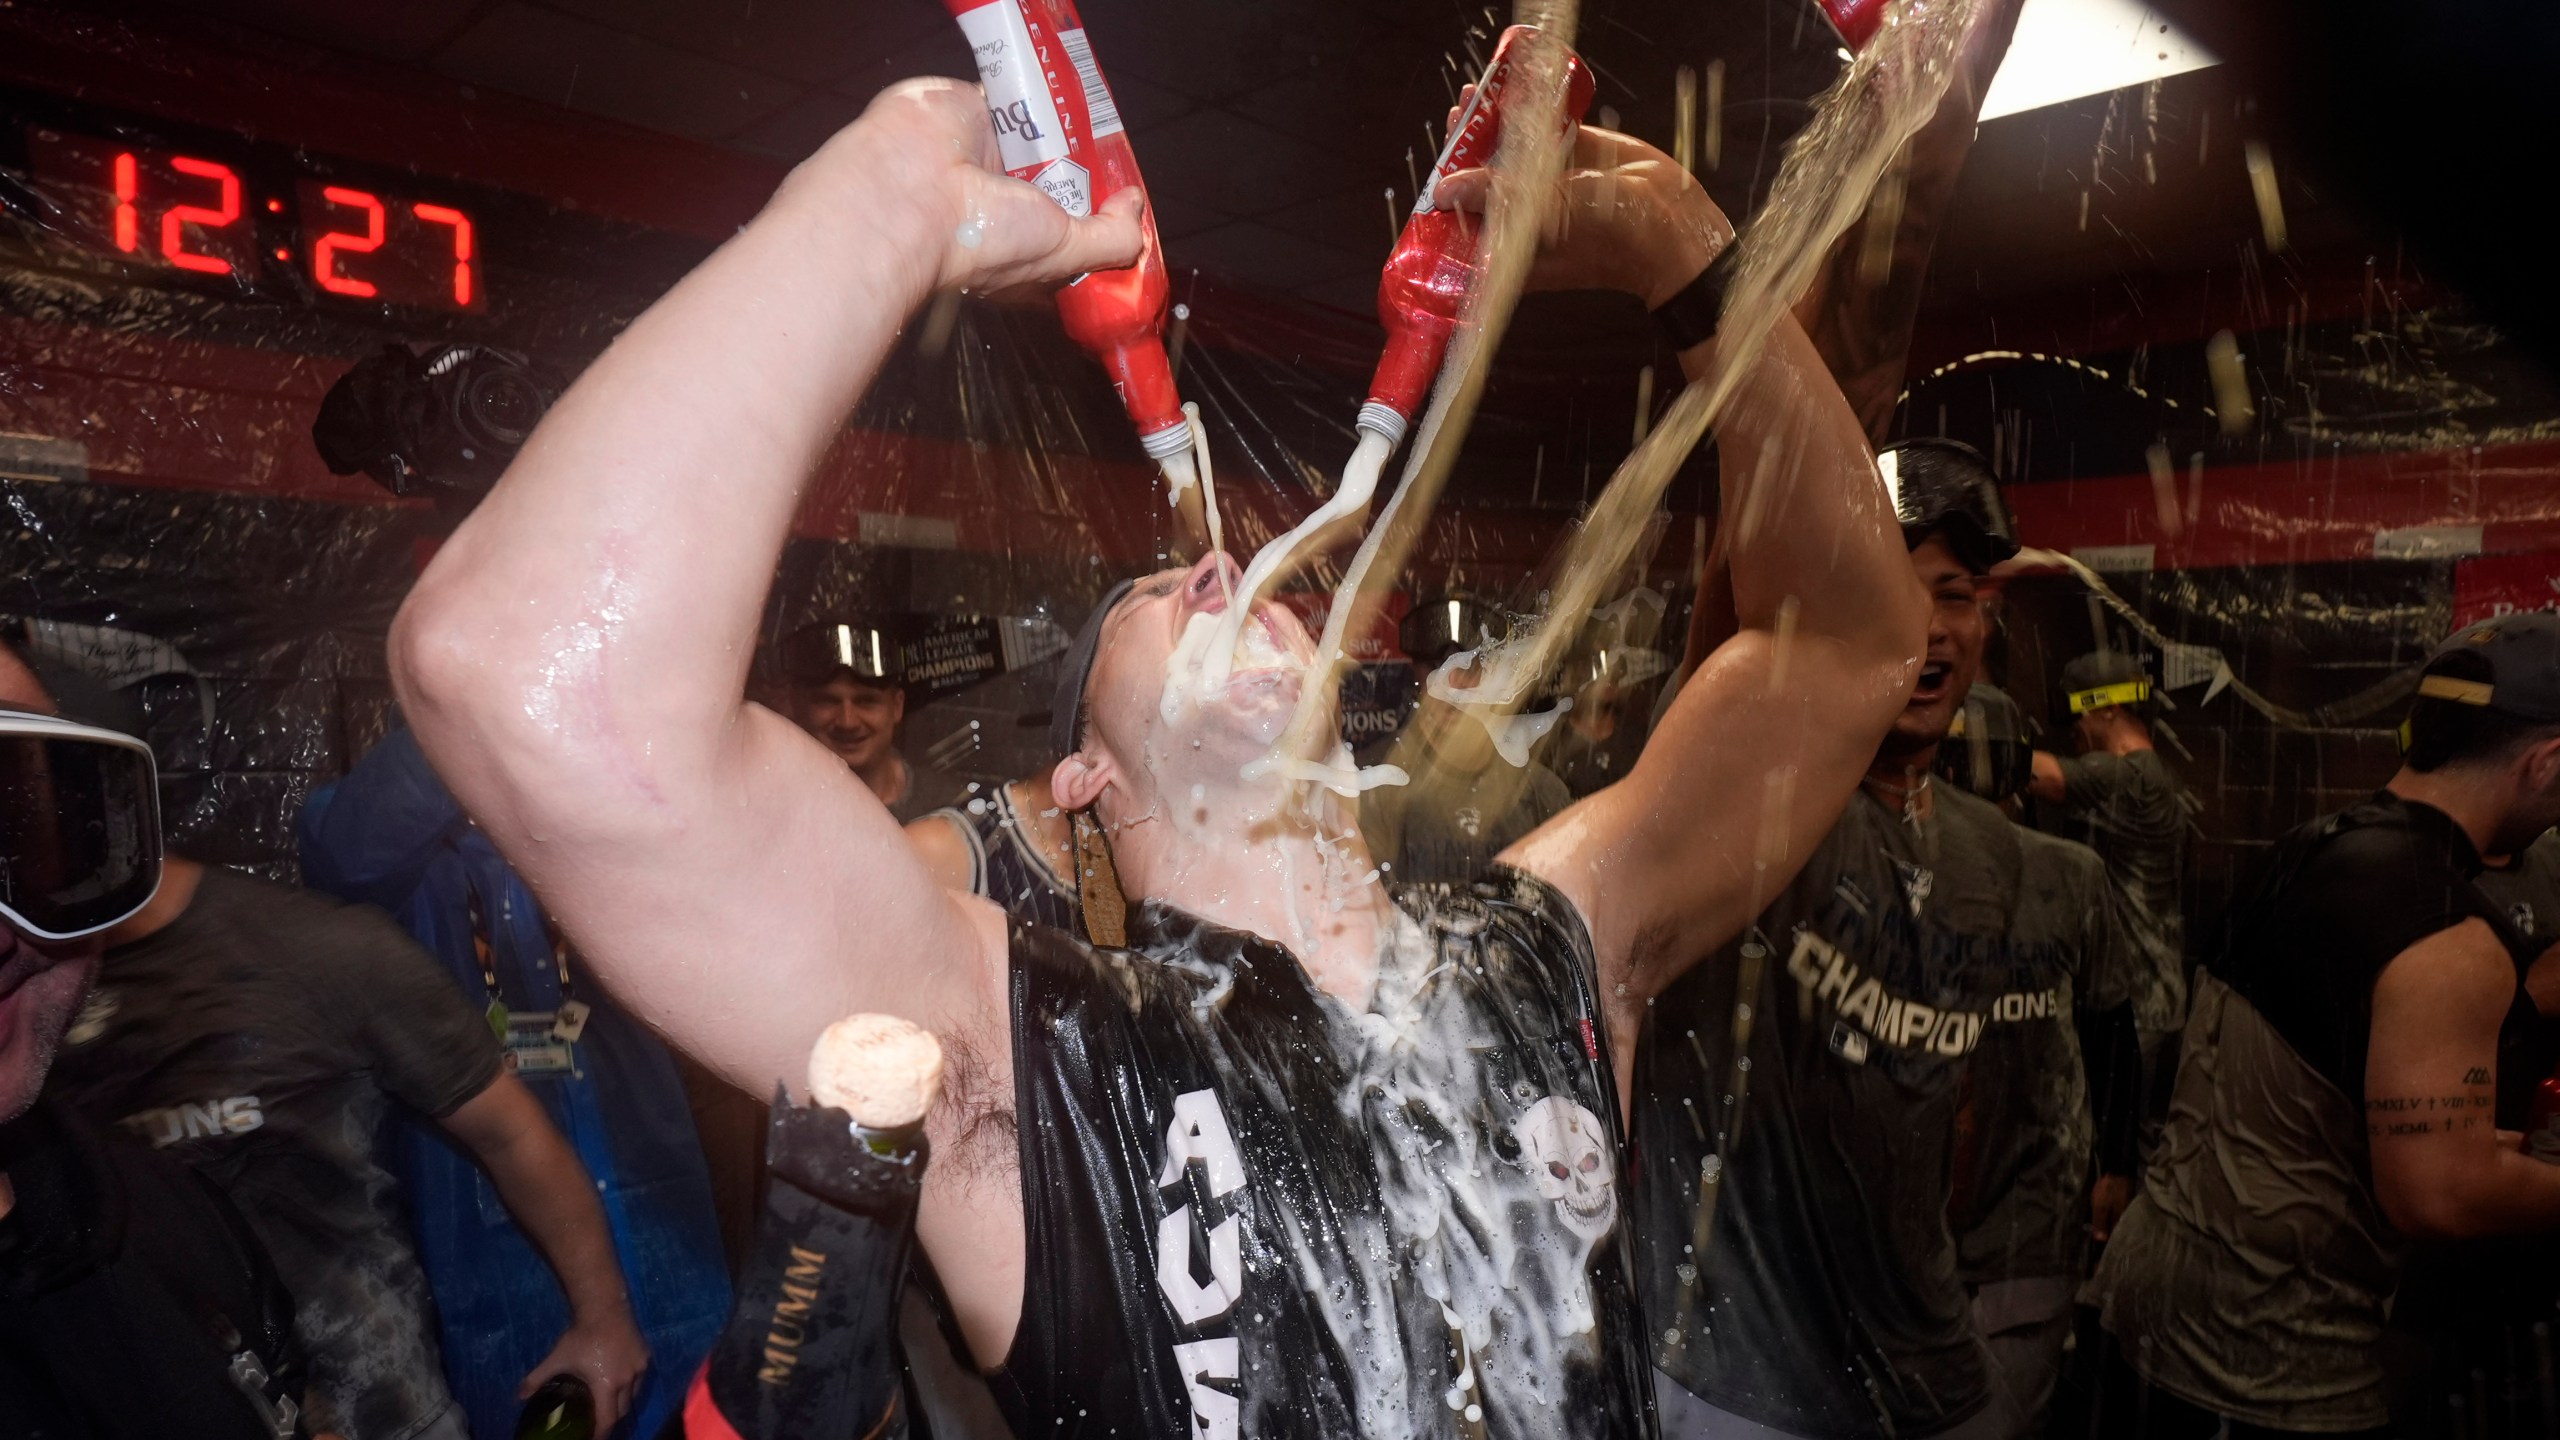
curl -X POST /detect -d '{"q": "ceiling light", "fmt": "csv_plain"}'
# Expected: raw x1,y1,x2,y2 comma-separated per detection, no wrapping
1977,0,2218,122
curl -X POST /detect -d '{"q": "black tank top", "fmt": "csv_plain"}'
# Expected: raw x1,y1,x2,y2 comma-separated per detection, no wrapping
921,785,1080,934
991,868,1653,1438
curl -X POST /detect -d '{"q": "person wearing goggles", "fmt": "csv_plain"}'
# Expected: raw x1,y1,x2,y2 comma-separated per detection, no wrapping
3,659,332,1439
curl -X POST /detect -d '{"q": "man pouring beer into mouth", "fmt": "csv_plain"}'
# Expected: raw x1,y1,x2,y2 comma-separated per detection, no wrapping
392,74,1924,1436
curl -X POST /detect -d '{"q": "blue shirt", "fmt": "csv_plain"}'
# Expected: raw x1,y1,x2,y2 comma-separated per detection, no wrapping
300,729,729,1440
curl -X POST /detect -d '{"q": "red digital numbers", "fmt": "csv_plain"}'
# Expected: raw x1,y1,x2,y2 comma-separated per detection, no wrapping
311,185,385,297
411,203,475,308
29,132,256,282
23,125,483,310
162,156,242,275
297,179,482,311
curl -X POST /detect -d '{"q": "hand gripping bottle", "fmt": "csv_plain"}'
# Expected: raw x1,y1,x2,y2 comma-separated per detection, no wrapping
1360,25,1595,452
945,0,1197,495
678,1015,944,1440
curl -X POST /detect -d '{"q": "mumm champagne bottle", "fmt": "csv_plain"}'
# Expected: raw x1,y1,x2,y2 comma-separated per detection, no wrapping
679,1015,943,1440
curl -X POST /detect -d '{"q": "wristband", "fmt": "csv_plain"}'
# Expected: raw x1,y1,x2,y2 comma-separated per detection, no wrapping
1651,243,1742,352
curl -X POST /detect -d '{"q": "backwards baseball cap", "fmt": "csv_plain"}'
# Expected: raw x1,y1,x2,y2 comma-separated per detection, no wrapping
2060,650,2154,715
1049,577,1138,760
1877,439,2019,575
2416,612,2560,722
0,708,163,941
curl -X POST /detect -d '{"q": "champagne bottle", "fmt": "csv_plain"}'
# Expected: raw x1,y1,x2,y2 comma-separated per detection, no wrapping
514,1374,594,1440
679,1015,942,1440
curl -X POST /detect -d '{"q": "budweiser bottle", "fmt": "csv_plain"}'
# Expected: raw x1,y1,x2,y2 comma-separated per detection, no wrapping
945,0,1196,494
1360,24,1595,451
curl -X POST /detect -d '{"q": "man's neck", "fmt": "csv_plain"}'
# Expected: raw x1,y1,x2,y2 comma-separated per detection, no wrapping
105,855,205,947
1107,780,1393,1007
2097,718,2154,757
856,752,909,808
2386,766,2506,856
1863,743,1940,821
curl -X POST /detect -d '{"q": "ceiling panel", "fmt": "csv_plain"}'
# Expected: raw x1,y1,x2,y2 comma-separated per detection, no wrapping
435,4,804,140
1124,106,1341,220
1172,219,1371,293
181,0,487,63
728,87,872,160
543,0,927,87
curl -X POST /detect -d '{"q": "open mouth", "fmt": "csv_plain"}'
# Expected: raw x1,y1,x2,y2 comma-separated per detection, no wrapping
1911,660,1955,702
1226,605,1302,679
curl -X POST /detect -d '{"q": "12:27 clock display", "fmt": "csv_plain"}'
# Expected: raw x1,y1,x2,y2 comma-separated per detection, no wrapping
21,124,482,311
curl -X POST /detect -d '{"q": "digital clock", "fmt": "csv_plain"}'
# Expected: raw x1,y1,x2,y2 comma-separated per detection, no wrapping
20,124,482,311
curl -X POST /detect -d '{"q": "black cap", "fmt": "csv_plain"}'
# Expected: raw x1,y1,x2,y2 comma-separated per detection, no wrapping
2420,612,2560,722
1878,439,2018,574
1398,594,1508,671
1048,578,1138,759
2059,651,2153,715
774,622,902,687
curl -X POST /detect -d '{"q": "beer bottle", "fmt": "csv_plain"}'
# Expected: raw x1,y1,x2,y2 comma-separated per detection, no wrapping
679,1015,941,1440
514,1374,593,1440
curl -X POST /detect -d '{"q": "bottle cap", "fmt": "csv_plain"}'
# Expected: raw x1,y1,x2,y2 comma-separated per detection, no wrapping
808,1014,946,1129
1355,400,1409,450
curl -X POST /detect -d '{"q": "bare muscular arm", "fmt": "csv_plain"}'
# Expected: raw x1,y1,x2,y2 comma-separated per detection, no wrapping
2367,919,2560,1238
1488,131,1925,1017
389,80,1141,1365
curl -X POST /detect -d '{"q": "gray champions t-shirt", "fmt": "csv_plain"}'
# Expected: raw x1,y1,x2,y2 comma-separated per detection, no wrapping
1951,828,2139,1283
2049,749,2189,1033
1636,786,2100,1439
47,866,503,1440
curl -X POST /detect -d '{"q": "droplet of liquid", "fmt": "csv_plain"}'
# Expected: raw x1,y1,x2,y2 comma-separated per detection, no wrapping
953,218,984,250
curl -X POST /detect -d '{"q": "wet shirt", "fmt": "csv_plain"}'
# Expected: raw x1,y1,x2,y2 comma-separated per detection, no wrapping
1950,828,2138,1284
2085,793,2549,1429
1637,787,2083,1440
919,782,1080,934
1,1100,309,1440
45,866,504,1440
2046,749,2188,1033
1358,723,1572,886
993,867,1652,1438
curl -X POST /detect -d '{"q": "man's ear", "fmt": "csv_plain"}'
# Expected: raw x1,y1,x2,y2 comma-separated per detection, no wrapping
2523,733,2560,797
886,687,907,726
1053,748,1113,812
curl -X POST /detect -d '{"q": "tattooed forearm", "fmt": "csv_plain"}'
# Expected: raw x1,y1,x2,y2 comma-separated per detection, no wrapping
2368,1086,2495,1138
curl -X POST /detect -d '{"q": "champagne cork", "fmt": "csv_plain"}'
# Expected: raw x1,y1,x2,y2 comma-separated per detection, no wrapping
807,1014,945,1130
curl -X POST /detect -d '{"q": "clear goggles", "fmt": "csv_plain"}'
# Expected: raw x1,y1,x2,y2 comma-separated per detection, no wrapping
1,713,164,942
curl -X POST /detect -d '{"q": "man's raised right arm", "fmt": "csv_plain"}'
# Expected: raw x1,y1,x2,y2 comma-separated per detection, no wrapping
388,82,1141,1101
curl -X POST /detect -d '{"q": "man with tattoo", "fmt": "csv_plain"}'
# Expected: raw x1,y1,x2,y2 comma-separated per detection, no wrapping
2084,614,2560,1438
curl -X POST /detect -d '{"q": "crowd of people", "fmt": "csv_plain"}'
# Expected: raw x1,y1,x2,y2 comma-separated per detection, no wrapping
3,70,2557,1440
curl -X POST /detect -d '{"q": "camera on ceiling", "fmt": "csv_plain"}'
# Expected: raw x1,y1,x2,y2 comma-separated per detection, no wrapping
311,343,563,499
